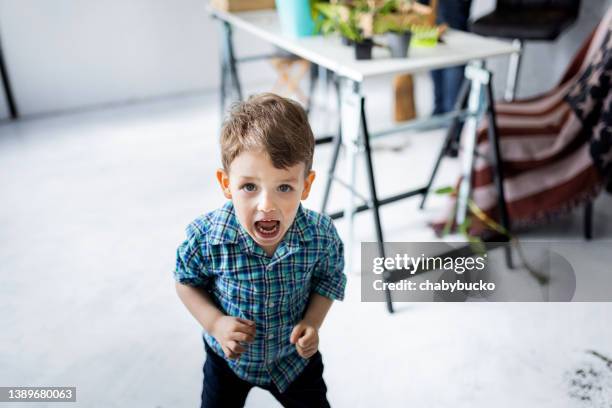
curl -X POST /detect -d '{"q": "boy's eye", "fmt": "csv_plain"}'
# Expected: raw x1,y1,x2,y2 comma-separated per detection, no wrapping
278,184,293,193
242,183,257,192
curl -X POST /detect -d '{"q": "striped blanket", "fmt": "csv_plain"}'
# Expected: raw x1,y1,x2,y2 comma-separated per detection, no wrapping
437,7,612,236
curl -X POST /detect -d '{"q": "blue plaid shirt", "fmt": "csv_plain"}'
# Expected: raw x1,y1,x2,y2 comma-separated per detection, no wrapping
174,201,346,392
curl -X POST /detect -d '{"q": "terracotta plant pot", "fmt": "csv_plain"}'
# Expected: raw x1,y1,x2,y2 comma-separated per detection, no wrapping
355,38,374,60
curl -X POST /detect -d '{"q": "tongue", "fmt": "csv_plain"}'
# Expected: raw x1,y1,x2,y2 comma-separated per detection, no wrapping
258,221,277,231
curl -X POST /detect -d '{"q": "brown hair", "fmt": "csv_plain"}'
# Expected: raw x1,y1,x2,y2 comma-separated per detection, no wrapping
220,93,315,175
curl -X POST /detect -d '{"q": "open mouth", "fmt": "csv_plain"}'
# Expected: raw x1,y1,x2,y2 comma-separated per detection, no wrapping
254,220,281,240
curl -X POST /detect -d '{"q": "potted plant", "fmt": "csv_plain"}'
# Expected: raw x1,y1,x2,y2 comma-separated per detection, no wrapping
386,30,411,58
372,0,432,58
313,0,439,60
313,0,375,60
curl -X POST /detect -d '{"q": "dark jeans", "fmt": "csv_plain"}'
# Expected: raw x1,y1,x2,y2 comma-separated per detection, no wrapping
421,0,473,114
431,65,467,115
201,343,330,408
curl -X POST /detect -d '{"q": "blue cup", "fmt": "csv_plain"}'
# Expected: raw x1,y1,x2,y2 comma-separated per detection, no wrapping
275,0,315,38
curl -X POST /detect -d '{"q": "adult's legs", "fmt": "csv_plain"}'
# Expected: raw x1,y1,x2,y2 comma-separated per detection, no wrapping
422,0,473,115
435,0,473,155
431,68,446,115
201,343,254,408
442,65,468,113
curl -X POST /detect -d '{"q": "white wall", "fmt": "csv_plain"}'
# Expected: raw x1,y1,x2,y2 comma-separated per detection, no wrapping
0,0,276,117
0,0,609,117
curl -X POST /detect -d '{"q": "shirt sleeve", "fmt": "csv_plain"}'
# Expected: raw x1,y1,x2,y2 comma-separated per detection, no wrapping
311,223,347,301
174,224,212,288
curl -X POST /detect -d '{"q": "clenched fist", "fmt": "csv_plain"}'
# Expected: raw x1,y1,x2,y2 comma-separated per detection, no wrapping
289,321,319,359
211,316,256,360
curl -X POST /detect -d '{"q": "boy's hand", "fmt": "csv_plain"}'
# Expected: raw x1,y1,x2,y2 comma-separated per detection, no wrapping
211,316,256,360
290,321,319,359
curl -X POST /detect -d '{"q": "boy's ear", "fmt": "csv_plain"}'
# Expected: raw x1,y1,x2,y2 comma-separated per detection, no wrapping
301,171,316,200
216,168,232,199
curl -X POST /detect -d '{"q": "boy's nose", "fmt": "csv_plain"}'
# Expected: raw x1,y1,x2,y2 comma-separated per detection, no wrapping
257,193,276,213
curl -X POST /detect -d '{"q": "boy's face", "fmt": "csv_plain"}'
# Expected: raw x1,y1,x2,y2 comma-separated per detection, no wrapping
216,149,315,257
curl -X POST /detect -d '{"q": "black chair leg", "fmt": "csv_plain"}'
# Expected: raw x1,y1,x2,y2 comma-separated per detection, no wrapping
0,30,18,119
359,97,394,313
485,77,513,269
584,201,593,240
305,63,318,116
420,79,471,209
320,77,342,215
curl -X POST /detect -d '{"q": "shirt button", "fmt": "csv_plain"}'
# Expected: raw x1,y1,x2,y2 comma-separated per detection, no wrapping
267,333,274,340
268,301,275,307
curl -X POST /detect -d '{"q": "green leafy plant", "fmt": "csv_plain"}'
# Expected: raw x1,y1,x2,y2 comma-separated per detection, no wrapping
313,1,366,42
312,0,402,42
313,0,431,40
372,0,428,33
435,186,549,285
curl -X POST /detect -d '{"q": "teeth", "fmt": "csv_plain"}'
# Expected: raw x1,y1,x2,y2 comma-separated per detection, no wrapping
255,221,279,235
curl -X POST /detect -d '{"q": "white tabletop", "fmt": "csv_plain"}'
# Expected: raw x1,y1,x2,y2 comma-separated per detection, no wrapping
210,8,519,82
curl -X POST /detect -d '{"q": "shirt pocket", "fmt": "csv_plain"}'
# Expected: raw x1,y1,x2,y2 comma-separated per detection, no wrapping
290,269,311,293
216,269,260,315
287,266,312,322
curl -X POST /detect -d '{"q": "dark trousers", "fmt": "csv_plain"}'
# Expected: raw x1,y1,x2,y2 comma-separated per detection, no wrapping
201,343,331,408
421,0,473,114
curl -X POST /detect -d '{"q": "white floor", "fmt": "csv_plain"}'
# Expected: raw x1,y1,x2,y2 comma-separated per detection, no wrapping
1,82,612,408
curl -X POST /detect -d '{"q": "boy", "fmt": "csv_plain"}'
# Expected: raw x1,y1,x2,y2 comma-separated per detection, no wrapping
174,93,346,408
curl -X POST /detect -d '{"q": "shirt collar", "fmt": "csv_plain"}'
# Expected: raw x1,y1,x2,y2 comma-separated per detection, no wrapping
284,204,314,246
208,201,241,245
209,202,314,253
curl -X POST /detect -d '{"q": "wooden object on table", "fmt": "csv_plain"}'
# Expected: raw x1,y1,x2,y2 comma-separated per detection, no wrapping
428,0,438,26
394,74,416,122
211,0,275,12
270,57,311,104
